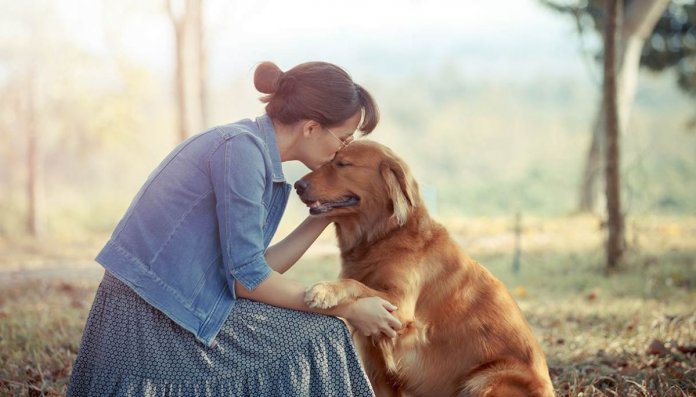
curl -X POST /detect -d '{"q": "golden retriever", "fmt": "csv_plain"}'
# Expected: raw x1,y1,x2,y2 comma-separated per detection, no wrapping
294,140,555,397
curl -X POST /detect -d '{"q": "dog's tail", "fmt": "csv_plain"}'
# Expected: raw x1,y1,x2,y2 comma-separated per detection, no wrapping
460,360,555,397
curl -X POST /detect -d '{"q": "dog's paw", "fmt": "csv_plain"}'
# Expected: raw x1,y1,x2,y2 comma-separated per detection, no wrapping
304,282,341,309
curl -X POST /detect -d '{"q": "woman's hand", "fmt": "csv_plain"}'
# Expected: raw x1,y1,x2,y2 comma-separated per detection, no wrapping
341,297,402,338
236,272,402,337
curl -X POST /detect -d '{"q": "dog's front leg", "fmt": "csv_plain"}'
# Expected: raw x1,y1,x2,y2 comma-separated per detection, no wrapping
304,278,386,309
356,337,405,397
372,377,406,397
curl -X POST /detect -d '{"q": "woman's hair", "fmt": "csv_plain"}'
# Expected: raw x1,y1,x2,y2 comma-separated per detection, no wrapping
254,61,379,135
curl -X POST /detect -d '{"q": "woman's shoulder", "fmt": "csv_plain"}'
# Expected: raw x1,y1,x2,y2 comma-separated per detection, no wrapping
214,118,260,141
187,118,269,167
201,119,267,161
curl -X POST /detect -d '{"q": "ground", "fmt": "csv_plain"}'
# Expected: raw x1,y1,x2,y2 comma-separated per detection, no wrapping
0,215,694,396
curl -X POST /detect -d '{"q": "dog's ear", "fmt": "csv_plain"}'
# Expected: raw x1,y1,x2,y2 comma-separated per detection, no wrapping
380,157,416,226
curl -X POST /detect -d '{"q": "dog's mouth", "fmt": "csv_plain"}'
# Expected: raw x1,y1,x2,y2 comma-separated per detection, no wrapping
302,195,361,215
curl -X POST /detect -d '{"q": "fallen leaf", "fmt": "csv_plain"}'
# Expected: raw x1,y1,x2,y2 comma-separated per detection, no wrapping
676,344,696,354
586,288,600,302
647,339,670,356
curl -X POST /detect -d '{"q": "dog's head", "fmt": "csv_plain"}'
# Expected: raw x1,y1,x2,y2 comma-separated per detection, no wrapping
294,140,420,228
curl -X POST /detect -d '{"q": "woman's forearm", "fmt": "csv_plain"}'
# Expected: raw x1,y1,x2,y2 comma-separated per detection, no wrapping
264,216,332,274
235,269,403,338
234,271,347,317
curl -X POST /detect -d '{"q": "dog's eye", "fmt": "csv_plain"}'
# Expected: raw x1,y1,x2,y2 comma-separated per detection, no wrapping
335,160,351,168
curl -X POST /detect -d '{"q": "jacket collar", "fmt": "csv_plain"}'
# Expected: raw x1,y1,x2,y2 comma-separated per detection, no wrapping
254,114,285,182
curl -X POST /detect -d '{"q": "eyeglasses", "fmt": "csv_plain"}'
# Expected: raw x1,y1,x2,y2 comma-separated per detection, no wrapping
325,127,355,151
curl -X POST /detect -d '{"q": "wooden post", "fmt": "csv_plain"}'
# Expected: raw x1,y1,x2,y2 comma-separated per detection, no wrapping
512,212,521,274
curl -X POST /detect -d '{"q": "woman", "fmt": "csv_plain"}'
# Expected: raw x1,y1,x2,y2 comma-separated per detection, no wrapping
67,61,402,396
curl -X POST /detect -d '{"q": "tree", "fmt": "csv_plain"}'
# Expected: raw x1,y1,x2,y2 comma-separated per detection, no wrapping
0,2,51,237
641,2,696,96
166,0,208,142
0,0,160,238
541,0,692,212
604,0,625,268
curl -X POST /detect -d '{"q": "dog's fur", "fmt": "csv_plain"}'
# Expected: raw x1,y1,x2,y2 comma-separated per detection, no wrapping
296,140,555,397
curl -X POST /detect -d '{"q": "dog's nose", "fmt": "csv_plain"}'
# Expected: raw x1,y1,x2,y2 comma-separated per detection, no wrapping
294,179,309,196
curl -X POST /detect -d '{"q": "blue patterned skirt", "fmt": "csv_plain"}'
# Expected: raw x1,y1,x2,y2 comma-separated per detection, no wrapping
67,271,375,396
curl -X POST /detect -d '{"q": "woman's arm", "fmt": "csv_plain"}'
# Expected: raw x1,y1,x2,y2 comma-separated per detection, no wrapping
235,271,402,337
242,216,402,337
264,215,331,274
210,138,398,335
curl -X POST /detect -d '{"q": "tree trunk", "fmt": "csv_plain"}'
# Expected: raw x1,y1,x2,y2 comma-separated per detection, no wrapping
604,0,624,269
25,73,41,237
617,0,670,124
166,0,206,142
171,9,188,143
578,103,604,212
577,0,670,213
195,1,208,128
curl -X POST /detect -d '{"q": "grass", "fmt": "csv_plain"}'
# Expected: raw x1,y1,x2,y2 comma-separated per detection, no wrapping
1,215,695,396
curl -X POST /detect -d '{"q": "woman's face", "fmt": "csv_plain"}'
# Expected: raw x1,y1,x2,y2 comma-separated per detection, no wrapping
300,111,362,170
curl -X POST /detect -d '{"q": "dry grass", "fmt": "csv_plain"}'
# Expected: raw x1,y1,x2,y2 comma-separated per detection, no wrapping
1,215,695,396
0,280,96,396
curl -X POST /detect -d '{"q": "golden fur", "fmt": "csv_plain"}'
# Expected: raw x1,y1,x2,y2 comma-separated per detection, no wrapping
297,140,555,397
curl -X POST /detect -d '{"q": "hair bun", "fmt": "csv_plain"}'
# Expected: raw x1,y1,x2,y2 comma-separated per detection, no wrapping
254,61,283,94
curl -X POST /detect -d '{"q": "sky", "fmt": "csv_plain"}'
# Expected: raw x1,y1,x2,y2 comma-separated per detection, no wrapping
47,0,599,85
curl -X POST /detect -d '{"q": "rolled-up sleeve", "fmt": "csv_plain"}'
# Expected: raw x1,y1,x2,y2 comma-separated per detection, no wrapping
209,134,272,292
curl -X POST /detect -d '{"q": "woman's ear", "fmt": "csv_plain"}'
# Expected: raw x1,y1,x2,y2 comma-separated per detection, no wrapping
302,120,321,138
380,157,416,226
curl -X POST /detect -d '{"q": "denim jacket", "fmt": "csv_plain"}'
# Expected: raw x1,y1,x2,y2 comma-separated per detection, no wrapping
96,114,291,346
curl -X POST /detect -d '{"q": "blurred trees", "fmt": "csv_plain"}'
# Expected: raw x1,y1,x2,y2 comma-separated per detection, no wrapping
642,1,696,95
0,1,693,242
541,0,695,213
0,2,64,237
166,0,208,141
0,1,162,238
